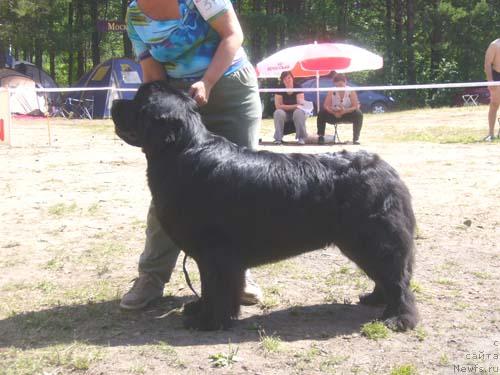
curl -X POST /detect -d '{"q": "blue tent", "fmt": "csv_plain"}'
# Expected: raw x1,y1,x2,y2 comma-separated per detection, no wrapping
69,58,143,118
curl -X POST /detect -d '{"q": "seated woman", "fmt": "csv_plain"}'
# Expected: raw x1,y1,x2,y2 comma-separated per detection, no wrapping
273,71,308,145
317,73,363,145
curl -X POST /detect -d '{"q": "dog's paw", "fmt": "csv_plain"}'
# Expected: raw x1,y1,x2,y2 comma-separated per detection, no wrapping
359,290,386,306
383,313,418,331
182,313,232,331
183,300,202,316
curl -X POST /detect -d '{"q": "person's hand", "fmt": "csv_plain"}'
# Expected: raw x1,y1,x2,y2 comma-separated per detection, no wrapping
189,80,212,107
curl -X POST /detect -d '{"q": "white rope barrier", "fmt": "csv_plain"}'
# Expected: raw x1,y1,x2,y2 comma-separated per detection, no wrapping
0,80,499,94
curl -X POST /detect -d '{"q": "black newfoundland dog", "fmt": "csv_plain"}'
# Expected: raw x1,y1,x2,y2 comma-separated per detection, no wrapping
112,81,418,332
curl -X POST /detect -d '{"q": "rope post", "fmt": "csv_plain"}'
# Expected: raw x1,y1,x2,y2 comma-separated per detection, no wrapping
0,88,12,146
45,112,52,146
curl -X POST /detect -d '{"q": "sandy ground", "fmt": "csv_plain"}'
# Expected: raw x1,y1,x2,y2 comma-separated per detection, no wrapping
0,107,499,375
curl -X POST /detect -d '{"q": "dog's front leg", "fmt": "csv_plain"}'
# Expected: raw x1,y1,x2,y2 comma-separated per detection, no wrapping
183,251,245,331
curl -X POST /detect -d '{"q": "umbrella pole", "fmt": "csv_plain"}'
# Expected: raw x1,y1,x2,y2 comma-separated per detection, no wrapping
315,71,320,114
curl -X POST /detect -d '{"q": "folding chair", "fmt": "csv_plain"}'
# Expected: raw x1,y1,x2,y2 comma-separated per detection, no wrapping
283,119,296,136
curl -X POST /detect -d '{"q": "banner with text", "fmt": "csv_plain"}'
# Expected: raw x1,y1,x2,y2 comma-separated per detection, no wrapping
97,20,126,32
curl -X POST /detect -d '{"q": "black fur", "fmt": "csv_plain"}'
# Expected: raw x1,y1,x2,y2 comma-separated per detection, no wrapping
112,81,419,331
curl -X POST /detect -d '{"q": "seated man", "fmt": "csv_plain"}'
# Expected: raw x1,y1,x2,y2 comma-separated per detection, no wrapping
317,73,363,145
273,71,308,145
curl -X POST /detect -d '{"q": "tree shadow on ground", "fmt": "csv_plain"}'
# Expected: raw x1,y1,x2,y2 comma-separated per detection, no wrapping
0,296,382,349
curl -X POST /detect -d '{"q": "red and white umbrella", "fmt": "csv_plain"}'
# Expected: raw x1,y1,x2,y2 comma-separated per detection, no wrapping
256,42,383,111
256,42,383,78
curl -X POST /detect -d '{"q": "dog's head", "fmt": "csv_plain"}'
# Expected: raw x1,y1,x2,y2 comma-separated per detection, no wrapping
112,81,199,150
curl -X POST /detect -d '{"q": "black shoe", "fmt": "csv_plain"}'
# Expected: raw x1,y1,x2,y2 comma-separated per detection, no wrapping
353,140,360,145
318,136,325,145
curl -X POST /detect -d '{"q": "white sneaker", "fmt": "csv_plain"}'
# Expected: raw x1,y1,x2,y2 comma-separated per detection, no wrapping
240,271,263,305
120,273,164,310
297,138,305,145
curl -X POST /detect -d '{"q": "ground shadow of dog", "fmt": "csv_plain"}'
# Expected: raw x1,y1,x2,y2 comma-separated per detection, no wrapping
0,298,381,349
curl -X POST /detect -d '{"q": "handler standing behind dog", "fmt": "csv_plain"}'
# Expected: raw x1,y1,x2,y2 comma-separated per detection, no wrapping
121,0,263,310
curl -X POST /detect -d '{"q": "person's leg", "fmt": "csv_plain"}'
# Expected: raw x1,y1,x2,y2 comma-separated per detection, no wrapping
292,108,308,142
122,64,262,310
486,87,500,140
120,201,180,310
273,109,287,143
317,110,337,144
351,109,364,143
198,64,263,304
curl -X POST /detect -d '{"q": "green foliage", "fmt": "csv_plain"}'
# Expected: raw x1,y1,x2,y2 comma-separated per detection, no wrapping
1,0,499,105
361,321,390,340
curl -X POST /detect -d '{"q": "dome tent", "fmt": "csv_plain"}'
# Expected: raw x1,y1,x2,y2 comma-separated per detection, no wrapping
0,69,48,115
68,58,143,119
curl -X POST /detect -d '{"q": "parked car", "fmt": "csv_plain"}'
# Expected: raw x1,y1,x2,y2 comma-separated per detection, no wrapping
453,86,490,106
300,77,396,115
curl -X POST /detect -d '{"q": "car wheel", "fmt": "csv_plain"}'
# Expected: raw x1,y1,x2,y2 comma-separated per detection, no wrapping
371,101,388,114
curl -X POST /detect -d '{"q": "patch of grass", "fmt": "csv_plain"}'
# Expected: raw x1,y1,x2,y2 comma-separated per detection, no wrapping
471,271,492,279
414,326,427,341
79,241,128,262
208,344,239,368
259,331,282,354
87,202,100,215
260,286,282,310
439,354,450,366
43,256,66,271
436,278,455,286
62,280,119,304
390,364,418,375
410,280,422,294
361,321,389,340
319,355,350,373
293,344,325,365
48,202,78,216
0,345,102,375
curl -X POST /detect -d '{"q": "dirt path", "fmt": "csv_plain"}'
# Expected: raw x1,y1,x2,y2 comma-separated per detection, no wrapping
1,108,499,375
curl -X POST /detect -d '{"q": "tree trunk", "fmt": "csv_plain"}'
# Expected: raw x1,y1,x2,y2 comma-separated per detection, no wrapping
0,39,6,68
75,0,85,79
384,0,392,80
406,0,416,104
122,0,133,58
430,0,442,78
394,0,404,80
68,1,74,84
337,0,348,38
49,49,56,79
90,0,100,68
34,38,43,68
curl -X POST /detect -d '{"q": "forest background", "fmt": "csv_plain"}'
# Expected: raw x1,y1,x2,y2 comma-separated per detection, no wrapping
0,0,499,108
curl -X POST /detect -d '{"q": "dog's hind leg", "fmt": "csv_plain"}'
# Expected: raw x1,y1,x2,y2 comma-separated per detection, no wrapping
338,229,418,331
183,251,245,331
359,284,386,306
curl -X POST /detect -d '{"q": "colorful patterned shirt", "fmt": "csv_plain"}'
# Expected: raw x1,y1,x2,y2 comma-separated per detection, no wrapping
127,0,247,79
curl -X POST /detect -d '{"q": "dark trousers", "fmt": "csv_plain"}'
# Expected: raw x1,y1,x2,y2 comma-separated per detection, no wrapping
316,109,363,142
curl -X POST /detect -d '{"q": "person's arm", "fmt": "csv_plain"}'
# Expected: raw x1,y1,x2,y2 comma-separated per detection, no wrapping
341,91,360,114
276,96,301,111
126,8,166,83
140,57,167,83
274,94,284,110
484,43,495,82
296,93,305,105
323,91,334,114
189,9,243,106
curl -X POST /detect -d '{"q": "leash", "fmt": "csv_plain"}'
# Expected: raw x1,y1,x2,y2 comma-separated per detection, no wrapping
182,253,200,298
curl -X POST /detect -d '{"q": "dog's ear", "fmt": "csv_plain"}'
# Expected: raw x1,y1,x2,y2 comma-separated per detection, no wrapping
111,99,143,147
